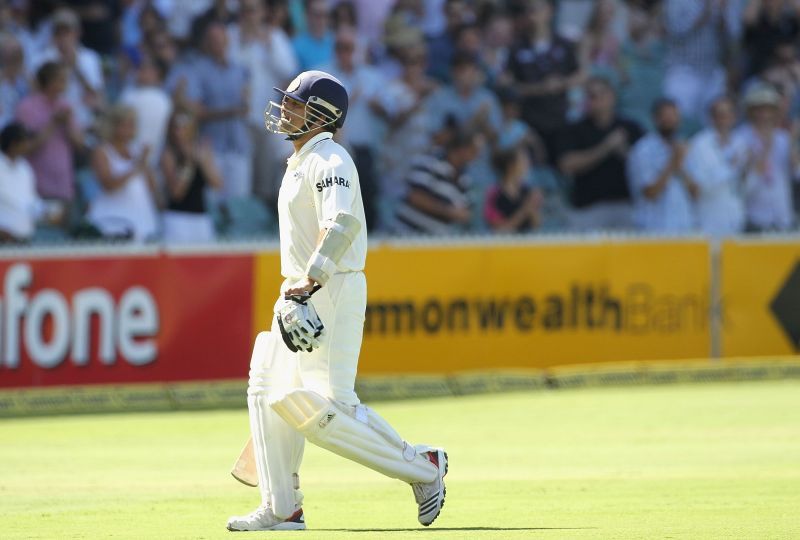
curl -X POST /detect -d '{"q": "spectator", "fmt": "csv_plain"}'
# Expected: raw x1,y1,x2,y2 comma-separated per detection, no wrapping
479,9,514,88
228,0,297,207
88,105,160,242
0,32,28,129
372,43,438,228
379,10,424,80
15,61,84,206
140,10,177,72
485,144,543,233
453,22,483,64
494,86,547,164
160,111,222,244
31,8,104,130
192,0,237,39
319,26,385,230
426,0,471,82
165,40,203,117
557,76,644,231
735,83,797,231
618,3,666,131
269,0,294,36
161,0,213,44
580,0,622,79
0,0,35,70
331,1,358,30
119,54,172,170
685,96,747,237
506,0,584,163
347,0,395,55
328,3,369,63
292,0,334,71
195,22,251,201
120,0,147,51
753,42,800,129
662,0,735,125
0,122,63,243
627,98,699,233
71,0,122,56
394,130,478,235
427,50,503,190
743,0,800,78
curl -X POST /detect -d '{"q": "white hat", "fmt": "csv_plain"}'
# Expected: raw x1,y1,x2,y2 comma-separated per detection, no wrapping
744,83,781,108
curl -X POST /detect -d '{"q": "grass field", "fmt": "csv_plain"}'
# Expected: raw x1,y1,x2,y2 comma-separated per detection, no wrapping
2,380,799,539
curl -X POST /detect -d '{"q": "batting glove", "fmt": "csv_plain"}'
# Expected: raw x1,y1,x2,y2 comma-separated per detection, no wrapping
275,292,324,352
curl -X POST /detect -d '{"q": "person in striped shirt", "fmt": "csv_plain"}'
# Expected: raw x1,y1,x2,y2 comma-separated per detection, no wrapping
395,130,479,235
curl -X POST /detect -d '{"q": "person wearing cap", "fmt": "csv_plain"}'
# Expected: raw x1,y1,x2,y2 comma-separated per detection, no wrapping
734,83,798,231
226,70,448,532
0,122,63,243
30,8,104,130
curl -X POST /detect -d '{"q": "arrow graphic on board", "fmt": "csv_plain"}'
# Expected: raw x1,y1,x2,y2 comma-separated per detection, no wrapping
769,260,800,351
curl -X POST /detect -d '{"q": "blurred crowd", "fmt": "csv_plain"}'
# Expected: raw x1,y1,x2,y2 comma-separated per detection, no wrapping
2,0,800,245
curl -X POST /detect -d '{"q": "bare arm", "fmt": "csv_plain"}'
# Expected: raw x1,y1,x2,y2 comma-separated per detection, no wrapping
91,147,140,192
489,203,533,232
160,148,190,201
197,142,223,189
143,162,162,209
407,187,470,222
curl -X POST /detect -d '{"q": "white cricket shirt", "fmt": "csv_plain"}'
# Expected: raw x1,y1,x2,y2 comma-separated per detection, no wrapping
278,132,368,279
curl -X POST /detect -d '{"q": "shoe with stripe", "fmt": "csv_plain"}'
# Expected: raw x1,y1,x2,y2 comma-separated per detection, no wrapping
226,504,306,531
411,448,448,526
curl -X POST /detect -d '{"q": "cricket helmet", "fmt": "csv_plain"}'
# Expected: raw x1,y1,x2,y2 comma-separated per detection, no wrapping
264,70,349,138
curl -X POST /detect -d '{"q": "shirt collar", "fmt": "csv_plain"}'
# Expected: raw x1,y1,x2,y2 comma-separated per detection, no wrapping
287,132,333,168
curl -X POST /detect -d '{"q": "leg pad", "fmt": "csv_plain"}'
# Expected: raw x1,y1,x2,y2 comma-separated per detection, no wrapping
270,389,436,484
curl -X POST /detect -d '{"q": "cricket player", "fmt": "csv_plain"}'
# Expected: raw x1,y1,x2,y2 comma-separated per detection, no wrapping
226,71,448,531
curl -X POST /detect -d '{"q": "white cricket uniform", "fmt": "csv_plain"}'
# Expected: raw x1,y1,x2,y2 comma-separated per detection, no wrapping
243,131,437,522
272,131,368,405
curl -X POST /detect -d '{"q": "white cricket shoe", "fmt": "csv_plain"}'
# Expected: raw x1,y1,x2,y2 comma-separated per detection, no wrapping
226,505,306,531
411,447,448,526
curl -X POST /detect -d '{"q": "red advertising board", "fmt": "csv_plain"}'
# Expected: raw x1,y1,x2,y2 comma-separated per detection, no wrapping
0,254,254,388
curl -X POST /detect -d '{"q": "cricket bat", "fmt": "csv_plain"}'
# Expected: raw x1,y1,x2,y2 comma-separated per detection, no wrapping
231,436,258,487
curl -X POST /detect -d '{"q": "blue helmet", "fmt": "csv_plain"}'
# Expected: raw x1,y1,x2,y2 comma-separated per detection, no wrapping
265,71,349,137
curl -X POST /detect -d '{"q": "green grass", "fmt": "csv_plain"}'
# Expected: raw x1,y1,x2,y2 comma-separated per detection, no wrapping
1,380,799,539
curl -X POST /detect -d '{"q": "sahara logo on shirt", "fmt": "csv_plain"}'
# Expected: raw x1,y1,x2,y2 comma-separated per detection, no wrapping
316,176,351,192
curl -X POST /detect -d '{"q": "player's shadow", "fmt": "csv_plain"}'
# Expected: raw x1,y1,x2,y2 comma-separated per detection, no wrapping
317,527,594,532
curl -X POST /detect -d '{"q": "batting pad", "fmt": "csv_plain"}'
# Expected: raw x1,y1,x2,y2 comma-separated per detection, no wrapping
270,389,437,484
247,332,305,519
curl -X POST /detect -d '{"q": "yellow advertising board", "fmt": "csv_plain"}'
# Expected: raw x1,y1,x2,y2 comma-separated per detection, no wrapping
254,240,711,373
721,240,800,357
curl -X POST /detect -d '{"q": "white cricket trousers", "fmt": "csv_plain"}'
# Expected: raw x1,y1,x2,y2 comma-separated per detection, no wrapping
255,271,367,407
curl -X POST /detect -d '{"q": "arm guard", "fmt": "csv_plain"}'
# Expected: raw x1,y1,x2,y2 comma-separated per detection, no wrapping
305,212,361,285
